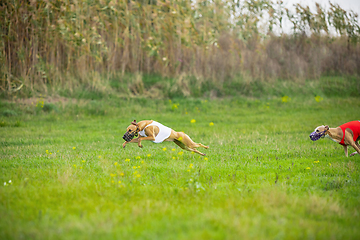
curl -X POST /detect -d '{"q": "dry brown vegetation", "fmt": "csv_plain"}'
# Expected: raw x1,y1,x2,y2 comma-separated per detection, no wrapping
1,0,359,96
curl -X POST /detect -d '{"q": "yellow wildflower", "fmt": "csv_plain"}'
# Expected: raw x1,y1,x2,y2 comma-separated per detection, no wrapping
82,160,86,163
281,96,291,103
136,174,141,178
209,122,214,126
147,154,151,157
172,148,176,151
315,96,323,102
110,173,116,177
163,147,167,151
204,157,208,161
189,164,193,169
132,166,137,169
118,181,122,184
120,172,124,176
314,160,319,163
125,158,130,162
133,171,138,175
306,167,310,170
172,103,179,110
190,119,196,123
178,151,183,156
141,160,144,164
178,137,183,141
172,157,176,160
136,156,141,160
73,147,76,150
114,162,118,166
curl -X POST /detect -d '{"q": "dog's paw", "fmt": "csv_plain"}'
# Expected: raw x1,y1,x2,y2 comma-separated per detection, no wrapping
350,152,358,157
138,144,143,148
122,142,127,148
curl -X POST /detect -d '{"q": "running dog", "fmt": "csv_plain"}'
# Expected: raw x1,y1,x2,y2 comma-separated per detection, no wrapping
310,121,360,157
122,120,209,156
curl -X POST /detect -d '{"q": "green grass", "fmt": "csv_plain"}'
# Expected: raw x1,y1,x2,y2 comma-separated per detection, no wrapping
1,96,360,239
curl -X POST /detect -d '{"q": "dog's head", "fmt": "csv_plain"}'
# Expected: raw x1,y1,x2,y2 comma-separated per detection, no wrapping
309,125,329,141
123,120,139,142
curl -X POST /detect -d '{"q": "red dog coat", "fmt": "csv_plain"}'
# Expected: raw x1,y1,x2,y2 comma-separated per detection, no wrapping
339,121,360,146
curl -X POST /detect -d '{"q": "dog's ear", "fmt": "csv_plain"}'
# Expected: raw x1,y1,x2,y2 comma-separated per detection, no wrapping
131,120,138,126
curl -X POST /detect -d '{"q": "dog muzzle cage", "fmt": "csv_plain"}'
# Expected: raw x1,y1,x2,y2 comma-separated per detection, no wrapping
309,130,327,141
123,131,138,142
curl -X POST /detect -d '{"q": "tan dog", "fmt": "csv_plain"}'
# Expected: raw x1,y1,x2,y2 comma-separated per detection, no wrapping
309,121,360,157
122,120,209,156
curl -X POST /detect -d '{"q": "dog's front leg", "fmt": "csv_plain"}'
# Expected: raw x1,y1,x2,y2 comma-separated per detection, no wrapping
122,137,141,148
343,145,348,157
137,136,155,148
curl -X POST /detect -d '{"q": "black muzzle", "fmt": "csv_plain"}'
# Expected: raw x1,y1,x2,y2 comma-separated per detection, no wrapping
123,131,138,142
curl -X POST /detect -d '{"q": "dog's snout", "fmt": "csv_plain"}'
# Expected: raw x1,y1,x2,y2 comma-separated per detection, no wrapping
309,130,324,141
309,132,316,140
123,132,128,141
123,131,135,142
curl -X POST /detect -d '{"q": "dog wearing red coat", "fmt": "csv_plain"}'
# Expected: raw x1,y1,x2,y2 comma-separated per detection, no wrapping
310,121,360,157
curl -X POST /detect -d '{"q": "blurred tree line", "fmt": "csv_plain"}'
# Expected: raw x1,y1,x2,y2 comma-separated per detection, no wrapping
1,0,359,95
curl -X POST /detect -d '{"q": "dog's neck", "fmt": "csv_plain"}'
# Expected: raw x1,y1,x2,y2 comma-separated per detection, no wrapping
326,127,342,143
136,120,154,132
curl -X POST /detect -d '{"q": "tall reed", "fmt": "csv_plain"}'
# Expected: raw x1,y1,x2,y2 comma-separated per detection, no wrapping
0,0,359,95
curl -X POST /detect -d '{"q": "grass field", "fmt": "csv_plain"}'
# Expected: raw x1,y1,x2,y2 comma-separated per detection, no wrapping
1,95,360,239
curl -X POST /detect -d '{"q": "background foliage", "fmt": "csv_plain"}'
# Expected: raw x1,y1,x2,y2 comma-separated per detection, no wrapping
1,0,360,97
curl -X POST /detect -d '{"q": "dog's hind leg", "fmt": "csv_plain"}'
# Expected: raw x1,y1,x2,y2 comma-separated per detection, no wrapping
173,132,208,155
177,132,209,149
349,141,360,157
173,139,206,156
